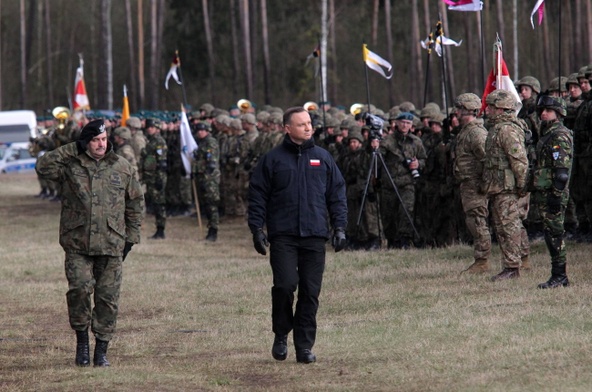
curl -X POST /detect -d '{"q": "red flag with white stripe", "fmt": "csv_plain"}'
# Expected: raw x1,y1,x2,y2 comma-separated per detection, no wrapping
73,57,90,111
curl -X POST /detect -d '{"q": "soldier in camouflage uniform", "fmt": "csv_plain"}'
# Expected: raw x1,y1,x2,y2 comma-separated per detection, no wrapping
378,112,426,249
35,119,144,367
483,90,529,281
530,96,573,288
142,118,168,239
222,119,250,216
113,126,139,180
453,93,492,273
126,116,147,171
192,122,221,241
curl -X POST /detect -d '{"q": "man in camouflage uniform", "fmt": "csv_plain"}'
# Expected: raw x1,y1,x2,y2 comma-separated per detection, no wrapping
126,116,146,170
142,118,168,239
453,93,492,273
113,126,139,180
222,118,250,216
192,122,221,241
378,112,426,249
482,90,529,281
531,96,573,288
35,119,144,367
339,129,380,250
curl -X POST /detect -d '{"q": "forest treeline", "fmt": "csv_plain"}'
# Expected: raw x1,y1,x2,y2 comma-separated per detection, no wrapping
0,0,590,114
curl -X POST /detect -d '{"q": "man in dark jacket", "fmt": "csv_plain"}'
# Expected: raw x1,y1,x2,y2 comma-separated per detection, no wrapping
248,106,347,364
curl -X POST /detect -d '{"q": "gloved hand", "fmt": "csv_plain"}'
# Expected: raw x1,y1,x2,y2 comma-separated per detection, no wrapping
547,193,562,214
332,227,346,252
252,228,269,255
122,241,133,261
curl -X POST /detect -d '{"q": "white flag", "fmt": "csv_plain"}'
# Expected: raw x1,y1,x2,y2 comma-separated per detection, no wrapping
179,108,198,179
420,35,463,57
363,44,393,79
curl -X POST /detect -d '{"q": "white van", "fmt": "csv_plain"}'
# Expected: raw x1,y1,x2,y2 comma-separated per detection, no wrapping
0,110,37,143
0,142,36,173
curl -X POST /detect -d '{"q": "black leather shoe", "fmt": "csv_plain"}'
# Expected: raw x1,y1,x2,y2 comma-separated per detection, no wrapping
296,349,316,364
75,329,90,367
272,334,288,361
538,274,570,289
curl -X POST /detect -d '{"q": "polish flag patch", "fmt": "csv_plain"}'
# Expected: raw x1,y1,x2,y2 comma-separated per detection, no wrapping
309,159,321,166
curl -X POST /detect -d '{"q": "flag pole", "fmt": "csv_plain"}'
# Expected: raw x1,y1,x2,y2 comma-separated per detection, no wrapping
423,32,434,107
479,9,486,92
557,0,562,82
363,42,372,114
436,17,450,121
318,37,327,128
175,50,189,108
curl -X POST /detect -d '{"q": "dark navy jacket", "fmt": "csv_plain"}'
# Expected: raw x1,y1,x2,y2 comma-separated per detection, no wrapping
248,134,347,240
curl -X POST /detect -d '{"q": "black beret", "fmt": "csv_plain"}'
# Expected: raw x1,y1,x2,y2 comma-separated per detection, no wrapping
79,119,106,142
395,112,414,121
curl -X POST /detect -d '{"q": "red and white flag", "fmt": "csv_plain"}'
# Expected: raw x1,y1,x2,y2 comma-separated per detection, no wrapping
442,0,482,12
480,36,522,114
73,56,90,111
165,51,182,90
530,0,545,29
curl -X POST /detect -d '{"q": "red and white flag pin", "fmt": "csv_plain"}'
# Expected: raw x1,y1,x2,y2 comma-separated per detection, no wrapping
309,159,321,166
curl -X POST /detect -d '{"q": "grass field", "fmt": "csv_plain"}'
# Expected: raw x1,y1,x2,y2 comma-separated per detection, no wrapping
1,173,592,391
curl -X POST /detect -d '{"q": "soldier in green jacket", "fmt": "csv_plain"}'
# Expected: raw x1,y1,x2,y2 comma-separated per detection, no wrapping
192,122,221,241
142,118,168,239
532,96,573,288
36,119,144,367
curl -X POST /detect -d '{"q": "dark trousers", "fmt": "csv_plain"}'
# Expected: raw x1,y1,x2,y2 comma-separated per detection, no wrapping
270,235,326,351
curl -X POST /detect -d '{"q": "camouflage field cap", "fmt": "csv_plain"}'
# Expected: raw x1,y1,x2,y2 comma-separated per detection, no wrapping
125,116,142,129
516,76,541,94
454,93,482,111
114,126,132,140
537,95,567,117
485,89,518,110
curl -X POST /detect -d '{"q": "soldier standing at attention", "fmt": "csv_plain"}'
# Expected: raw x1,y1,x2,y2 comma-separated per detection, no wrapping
192,121,221,241
113,126,139,180
453,93,492,273
532,96,573,288
126,116,147,170
35,119,144,367
142,119,168,239
482,90,529,281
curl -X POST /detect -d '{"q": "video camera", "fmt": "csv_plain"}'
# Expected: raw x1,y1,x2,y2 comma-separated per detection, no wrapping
361,112,384,141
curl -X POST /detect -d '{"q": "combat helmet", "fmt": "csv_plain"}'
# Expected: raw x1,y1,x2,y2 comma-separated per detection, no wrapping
548,76,568,93
485,90,518,111
566,73,580,88
536,95,567,117
577,65,589,80
516,76,541,94
454,93,482,111
399,101,416,114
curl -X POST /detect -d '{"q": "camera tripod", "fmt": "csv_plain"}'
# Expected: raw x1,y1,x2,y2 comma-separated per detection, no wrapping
356,147,420,247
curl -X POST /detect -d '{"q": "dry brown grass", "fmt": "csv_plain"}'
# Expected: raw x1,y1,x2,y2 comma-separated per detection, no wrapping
2,172,592,391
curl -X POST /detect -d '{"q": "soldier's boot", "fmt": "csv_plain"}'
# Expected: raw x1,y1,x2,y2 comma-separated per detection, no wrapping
75,329,90,367
35,188,48,198
538,264,570,289
462,258,490,274
490,267,520,282
150,227,165,240
520,255,531,270
205,227,218,242
93,339,110,367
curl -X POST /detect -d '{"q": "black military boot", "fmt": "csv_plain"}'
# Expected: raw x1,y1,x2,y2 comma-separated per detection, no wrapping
490,267,520,281
150,226,165,239
271,334,288,361
93,338,110,367
538,264,570,289
75,329,90,367
205,227,218,242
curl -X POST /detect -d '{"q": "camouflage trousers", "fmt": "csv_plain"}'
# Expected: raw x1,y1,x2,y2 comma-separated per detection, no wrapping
490,192,527,269
144,172,167,228
65,253,122,342
195,173,220,229
345,191,380,243
533,191,568,266
459,182,491,261
380,184,415,244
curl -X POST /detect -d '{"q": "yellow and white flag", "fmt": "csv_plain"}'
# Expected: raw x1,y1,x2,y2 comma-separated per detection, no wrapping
363,44,393,79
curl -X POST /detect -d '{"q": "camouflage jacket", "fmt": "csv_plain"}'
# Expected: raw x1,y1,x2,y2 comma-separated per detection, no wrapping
565,95,583,130
141,133,168,175
454,118,487,184
533,120,573,195
192,134,220,178
36,142,144,256
482,112,529,195
379,131,427,187
115,142,139,179
572,92,592,157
